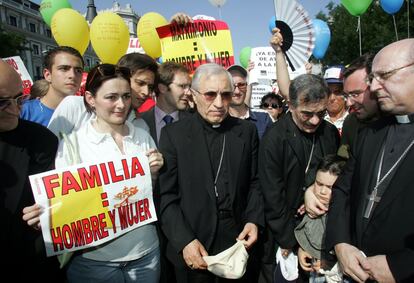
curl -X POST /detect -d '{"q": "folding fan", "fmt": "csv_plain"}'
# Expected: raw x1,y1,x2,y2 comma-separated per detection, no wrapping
273,0,315,71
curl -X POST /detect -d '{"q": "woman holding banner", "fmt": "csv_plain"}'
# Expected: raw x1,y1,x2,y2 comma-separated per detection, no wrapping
23,63,163,282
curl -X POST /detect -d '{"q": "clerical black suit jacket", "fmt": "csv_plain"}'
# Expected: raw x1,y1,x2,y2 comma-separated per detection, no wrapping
326,117,414,282
158,114,264,266
259,113,339,262
0,119,62,280
140,108,191,146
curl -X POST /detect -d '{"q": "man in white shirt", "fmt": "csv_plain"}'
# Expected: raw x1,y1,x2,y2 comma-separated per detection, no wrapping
323,66,348,135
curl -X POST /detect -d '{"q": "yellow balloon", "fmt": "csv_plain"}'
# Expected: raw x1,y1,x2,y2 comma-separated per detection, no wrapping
51,8,90,55
137,12,168,59
90,12,130,64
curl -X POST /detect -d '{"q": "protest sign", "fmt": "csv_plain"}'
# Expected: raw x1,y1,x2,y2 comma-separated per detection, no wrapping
2,56,33,95
29,153,157,256
127,37,145,54
249,47,277,86
157,20,234,73
249,47,308,86
251,84,274,109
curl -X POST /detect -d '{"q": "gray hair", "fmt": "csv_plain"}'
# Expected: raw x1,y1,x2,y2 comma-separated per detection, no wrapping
191,63,234,91
289,74,330,108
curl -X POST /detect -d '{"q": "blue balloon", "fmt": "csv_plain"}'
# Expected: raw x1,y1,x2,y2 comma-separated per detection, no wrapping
312,19,331,60
380,0,404,15
268,15,276,34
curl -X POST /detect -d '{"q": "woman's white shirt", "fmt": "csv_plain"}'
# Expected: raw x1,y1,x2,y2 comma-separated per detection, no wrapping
55,119,158,262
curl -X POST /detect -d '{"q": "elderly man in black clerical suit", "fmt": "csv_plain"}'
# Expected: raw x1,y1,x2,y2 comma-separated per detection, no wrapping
158,63,263,283
258,74,340,283
325,39,414,283
0,61,63,280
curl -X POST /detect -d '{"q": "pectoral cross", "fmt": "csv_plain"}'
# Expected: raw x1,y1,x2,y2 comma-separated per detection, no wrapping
364,189,381,219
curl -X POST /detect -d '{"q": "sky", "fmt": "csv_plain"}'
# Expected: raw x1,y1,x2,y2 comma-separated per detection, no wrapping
33,0,341,64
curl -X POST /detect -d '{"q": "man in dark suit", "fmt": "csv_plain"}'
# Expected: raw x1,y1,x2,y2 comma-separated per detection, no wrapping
227,65,272,139
158,63,264,283
141,61,192,145
325,39,414,283
338,53,380,159
258,74,340,283
0,61,62,280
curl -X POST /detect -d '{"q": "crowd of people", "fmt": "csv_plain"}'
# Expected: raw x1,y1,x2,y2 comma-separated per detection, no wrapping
1,13,414,283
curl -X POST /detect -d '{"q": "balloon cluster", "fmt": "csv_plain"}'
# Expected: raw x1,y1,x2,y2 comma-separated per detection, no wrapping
341,0,404,16
40,0,171,64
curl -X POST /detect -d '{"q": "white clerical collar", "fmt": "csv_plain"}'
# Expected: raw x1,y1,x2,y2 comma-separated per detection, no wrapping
395,114,414,124
212,124,221,128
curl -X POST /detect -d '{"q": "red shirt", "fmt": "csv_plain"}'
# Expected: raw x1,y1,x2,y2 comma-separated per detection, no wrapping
137,97,155,113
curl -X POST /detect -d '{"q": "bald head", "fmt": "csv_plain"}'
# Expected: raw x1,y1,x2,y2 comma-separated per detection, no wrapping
0,60,23,132
0,60,22,95
371,39,414,115
373,39,414,68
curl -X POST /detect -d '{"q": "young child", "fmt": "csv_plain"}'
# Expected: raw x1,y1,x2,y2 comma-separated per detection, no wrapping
294,154,346,283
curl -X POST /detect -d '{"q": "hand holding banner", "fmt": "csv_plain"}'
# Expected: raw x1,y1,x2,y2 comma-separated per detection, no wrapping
29,153,157,256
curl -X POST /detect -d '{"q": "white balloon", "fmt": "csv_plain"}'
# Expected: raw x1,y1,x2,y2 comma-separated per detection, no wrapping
208,0,227,8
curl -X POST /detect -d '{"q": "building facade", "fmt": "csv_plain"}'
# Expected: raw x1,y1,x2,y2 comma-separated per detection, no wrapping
102,1,140,37
0,0,141,80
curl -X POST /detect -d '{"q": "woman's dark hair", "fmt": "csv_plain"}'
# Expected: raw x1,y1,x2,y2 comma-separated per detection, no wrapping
260,92,284,108
84,64,131,113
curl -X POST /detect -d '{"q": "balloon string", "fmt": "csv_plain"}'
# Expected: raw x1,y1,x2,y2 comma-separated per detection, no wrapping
408,0,411,38
358,16,362,56
393,15,399,41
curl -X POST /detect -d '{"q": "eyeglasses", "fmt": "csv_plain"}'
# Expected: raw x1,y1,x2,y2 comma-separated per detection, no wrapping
233,82,247,90
191,88,233,102
171,82,191,91
0,93,27,110
299,109,327,120
366,61,414,85
261,102,280,109
343,85,369,100
87,64,131,87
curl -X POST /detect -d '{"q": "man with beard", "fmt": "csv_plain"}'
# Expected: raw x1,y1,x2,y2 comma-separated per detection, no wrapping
339,54,381,158
258,74,339,282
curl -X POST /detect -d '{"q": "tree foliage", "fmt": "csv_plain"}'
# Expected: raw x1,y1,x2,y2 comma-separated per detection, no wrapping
315,0,413,65
0,24,27,58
